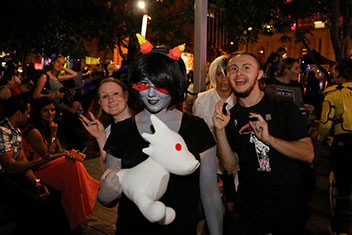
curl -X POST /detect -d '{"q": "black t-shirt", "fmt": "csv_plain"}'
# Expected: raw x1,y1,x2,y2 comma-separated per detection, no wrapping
225,93,308,223
61,88,84,108
61,89,83,125
104,112,215,235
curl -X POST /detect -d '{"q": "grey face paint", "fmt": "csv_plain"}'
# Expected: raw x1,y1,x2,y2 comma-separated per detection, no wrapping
138,78,172,113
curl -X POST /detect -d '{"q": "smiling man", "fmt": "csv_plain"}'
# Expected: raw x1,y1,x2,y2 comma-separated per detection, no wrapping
213,51,314,235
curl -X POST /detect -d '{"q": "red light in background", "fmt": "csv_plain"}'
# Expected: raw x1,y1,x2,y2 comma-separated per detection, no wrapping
290,23,296,31
34,62,43,70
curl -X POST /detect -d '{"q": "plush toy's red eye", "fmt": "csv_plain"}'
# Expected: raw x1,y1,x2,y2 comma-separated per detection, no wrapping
175,143,182,151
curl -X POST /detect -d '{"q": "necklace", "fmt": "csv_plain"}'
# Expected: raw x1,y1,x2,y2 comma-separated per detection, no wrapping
252,92,264,106
239,91,264,107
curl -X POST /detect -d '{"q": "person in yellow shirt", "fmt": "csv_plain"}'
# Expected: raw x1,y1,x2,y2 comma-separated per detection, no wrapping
318,58,352,235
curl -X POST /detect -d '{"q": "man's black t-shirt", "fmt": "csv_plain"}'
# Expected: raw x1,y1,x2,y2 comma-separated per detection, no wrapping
225,93,308,224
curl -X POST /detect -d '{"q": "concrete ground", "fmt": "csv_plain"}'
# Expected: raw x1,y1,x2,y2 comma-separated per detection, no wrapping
82,137,332,235
82,157,117,235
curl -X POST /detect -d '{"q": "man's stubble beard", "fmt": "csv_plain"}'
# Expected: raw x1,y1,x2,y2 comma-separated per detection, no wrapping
231,71,260,98
232,79,257,98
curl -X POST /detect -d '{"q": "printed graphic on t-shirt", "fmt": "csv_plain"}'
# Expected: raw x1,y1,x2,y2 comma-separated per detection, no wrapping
239,123,271,172
276,88,295,102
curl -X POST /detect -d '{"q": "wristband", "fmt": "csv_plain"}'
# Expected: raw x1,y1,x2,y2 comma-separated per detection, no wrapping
51,137,56,143
37,184,47,195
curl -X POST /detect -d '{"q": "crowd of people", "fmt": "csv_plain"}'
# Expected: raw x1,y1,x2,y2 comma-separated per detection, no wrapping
0,39,351,235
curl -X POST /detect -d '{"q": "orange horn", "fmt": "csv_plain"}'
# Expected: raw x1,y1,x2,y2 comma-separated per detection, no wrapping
168,43,185,60
136,33,153,54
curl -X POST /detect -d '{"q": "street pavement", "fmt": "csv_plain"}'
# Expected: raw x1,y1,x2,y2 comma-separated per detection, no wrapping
82,136,332,235
82,157,117,235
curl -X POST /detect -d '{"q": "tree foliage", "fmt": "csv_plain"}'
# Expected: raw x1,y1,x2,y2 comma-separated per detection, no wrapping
1,0,96,60
219,0,330,50
3,0,344,68
0,0,195,65
0,0,146,62
147,0,194,48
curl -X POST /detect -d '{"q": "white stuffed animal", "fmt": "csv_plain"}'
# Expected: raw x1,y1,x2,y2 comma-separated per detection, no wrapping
116,114,200,225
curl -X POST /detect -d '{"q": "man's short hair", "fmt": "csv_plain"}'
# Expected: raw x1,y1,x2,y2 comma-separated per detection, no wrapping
4,94,30,118
228,51,262,70
276,57,298,77
277,47,287,53
334,58,352,81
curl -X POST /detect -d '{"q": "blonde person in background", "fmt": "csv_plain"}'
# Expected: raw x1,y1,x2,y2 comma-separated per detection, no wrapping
193,55,238,216
80,77,136,171
193,55,236,134
33,55,77,100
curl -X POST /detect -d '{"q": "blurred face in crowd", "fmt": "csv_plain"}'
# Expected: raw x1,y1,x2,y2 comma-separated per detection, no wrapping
40,103,56,123
227,54,263,98
215,66,232,95
286,61,301,81
8,76,16,88
17,104,31,127
332,67,346,84
98,82,128,118
273,56,279,63
137,78,171,114
278,50,286,58
7,76,16,88
52,57,65,73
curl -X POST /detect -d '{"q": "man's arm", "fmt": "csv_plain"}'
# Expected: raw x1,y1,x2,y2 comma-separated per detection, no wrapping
0,149,65,174
215,127,238,172
265,136,314,163
0,150,48,174
1,150,50,197
318,100,334,142
213,99,238,172
199,146,223,235
17,150,41,183
249,112,314,163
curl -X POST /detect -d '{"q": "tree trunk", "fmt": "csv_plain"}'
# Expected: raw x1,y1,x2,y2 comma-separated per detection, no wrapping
116,39,127,62
330,0,352,61
342,0,352,59
330,0,341,61
127,33,138,65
